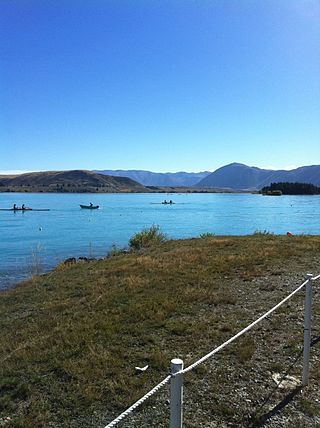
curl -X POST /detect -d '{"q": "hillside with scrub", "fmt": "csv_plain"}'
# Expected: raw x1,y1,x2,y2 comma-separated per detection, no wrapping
0,170,146,193
0,233,320,427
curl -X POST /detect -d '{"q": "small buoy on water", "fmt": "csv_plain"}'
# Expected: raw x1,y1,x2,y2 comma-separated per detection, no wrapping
287,231,293,236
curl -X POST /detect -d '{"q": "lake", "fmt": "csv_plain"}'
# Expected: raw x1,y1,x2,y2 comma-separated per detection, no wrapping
1,192,319,289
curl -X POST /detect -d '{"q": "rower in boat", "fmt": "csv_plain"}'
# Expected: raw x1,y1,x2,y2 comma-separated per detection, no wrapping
80,204,99,209
0,206,49,211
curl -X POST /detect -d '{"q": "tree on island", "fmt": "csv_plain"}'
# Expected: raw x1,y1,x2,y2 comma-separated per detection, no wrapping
261,182,320,195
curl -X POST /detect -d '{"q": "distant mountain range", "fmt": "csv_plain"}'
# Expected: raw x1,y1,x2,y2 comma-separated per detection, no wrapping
197,163,320,190
0,170,146,193
1,164,319,193
95,164,320,190
94,169,210,187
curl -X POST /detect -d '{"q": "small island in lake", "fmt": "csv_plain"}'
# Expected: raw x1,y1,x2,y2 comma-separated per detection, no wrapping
261,182,320,195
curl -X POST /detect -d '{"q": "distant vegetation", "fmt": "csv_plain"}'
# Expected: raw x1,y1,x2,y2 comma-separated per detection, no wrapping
261,182,320,195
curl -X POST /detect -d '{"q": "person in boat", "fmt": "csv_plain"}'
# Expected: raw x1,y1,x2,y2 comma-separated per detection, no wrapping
90,202,93,207
21,204,25,210
163,200,167,204
169,200,173,204
13,203,17,210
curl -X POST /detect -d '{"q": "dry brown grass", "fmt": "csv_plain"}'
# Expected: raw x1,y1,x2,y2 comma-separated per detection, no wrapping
0,235,320,427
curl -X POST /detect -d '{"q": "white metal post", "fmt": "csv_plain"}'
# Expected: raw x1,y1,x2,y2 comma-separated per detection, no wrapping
170,358,184,428
302,273,313,386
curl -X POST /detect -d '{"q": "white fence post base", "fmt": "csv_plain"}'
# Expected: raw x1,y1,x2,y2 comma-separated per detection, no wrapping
170,358,184,428
302,273,313,386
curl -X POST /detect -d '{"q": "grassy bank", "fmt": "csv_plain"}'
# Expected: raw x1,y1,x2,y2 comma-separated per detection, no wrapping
1,235,320,427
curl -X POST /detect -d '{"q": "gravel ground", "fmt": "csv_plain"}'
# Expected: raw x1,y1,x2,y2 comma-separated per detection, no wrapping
95,263,320,428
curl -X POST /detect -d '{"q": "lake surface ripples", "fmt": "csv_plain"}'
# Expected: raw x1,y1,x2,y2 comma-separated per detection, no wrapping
0,192,319,289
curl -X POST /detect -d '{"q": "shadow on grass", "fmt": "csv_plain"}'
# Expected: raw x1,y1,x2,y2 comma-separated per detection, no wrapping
248,334,320,427
249,386,302,427
311,334,320,347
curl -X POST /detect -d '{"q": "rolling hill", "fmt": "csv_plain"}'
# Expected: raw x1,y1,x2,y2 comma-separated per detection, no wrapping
0,170,146,193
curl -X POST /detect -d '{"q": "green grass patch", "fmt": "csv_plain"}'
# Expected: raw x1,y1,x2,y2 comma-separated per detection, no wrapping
128,224,167,250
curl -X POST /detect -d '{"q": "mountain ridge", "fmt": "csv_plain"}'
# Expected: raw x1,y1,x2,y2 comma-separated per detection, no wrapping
94,169,211,187
197,163,320,190
1,164,319,191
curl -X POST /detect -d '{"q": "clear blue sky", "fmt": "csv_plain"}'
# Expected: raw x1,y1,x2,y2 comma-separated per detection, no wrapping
1,0,319,173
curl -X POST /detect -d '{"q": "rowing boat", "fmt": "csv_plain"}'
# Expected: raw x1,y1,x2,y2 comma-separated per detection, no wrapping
80,204,99,209
0,208,50,211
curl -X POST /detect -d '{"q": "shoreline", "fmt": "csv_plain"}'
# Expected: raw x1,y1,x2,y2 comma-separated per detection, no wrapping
0,188,246,194
2,232,320,292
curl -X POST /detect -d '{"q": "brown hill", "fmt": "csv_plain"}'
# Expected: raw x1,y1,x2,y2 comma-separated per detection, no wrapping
0,170,147,193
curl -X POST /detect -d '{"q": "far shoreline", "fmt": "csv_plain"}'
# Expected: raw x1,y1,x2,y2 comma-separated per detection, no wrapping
0,187,247,194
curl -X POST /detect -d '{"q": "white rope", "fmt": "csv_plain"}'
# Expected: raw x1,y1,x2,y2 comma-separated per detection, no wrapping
103,275,318,426
177,279,309,375
104,375,171,427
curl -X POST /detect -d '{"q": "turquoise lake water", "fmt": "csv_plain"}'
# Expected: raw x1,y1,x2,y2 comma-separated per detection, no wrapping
0,192,319,289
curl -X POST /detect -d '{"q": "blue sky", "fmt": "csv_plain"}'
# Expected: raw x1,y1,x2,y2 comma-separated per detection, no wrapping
1,0,319,173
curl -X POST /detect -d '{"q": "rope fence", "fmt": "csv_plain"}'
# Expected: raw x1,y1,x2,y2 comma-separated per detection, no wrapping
177,277,309,376
104,375,171,428
104,273,320,427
